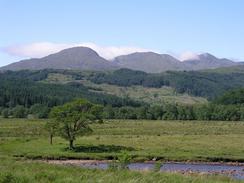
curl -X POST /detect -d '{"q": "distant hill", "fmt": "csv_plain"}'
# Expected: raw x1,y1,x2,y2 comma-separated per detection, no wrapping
1,47,243,72
1,68,244,101
113,52,241,73
89,68,244,99
0,47,118,71
113,52,185,73
183,53,239,70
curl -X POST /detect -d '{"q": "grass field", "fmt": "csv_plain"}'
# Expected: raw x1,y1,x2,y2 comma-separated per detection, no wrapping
1,118,244,182
1,118,244,162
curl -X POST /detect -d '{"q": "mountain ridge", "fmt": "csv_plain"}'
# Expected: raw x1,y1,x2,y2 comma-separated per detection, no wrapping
0,47,118,71
1,46,242,73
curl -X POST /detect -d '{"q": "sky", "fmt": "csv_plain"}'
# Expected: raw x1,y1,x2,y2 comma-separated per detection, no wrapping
0,0,244,66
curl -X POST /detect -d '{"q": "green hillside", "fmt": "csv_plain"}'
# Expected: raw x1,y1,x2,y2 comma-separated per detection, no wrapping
80,80,207,105
89,68,244,99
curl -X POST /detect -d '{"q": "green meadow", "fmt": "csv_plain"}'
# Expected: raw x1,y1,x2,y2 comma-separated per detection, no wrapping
1,118,244,182
1,118,244,161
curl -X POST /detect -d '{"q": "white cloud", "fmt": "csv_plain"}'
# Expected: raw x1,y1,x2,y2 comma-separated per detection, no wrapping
1,42,151,60
79,43,151,60
179,51,200,61
1,42,204,62
2,42,71,58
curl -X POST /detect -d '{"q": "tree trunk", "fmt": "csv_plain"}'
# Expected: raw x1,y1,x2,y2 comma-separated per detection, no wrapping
50,134,53,145
69,140,74,149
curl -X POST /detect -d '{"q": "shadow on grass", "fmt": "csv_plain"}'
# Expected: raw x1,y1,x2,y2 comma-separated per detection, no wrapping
64,144,135,153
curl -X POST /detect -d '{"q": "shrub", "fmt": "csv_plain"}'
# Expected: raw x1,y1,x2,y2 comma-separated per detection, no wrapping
117,151,131,169
1,109,9,118
29,104,50,119
12,105,28,118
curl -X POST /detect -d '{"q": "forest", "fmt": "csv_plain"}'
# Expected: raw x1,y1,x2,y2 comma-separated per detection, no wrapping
0,69,244,121
89,68,244,99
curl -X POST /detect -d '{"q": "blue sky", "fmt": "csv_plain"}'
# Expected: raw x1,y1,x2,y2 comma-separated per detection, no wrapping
1,0,244,66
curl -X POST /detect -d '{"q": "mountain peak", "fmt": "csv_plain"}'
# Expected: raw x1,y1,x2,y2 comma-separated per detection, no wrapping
0,46,118,71
198,53,217,60
113,52,182,73
55,46,99,56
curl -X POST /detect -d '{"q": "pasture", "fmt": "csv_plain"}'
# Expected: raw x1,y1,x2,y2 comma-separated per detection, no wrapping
1,118,244,182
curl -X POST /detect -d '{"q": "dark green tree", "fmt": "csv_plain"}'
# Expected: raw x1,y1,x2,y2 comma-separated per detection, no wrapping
45,120,59,145
30,104,50,118
1,109,9,118
12,105,27,118
50,99,103,149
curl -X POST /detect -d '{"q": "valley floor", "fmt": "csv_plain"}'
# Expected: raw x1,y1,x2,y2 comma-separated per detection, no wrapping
0,118,244,182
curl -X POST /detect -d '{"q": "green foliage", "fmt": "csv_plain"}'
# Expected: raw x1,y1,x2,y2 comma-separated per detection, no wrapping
1,69,244,122
81,80,207,106
89,68,244,99
0,70,142,109
214,88,244,105
12,105,28,118
108,152,132,170
29,104,50,118
102,104,244,121
50,99,103,149
117,151,131,169
45,120,59,145
1,109,9,118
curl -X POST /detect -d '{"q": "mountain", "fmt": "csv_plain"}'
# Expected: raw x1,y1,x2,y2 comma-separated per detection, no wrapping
113,52,242,73
183,53,240,70
1,47,243,73
0,47,118,71
113,52,185,73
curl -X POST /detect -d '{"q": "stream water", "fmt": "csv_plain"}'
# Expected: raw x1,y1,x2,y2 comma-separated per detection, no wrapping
77,162,244,180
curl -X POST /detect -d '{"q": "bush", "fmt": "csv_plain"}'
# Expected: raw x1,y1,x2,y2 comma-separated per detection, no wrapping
29,104,50,119
1,109,9,118
117,151,131,169
12,105,28,118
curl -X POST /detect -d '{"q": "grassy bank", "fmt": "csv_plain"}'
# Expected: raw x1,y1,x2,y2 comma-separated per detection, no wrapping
0,157,239,183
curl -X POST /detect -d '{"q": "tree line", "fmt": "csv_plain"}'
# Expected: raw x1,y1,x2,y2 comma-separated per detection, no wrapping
102,104,244,121
2,102,243,121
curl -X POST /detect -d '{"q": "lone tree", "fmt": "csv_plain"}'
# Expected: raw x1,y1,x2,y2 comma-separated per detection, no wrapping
45,119,59,145
49,99,103,149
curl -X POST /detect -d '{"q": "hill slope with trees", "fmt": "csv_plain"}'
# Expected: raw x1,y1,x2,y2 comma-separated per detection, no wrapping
89,68,244,99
